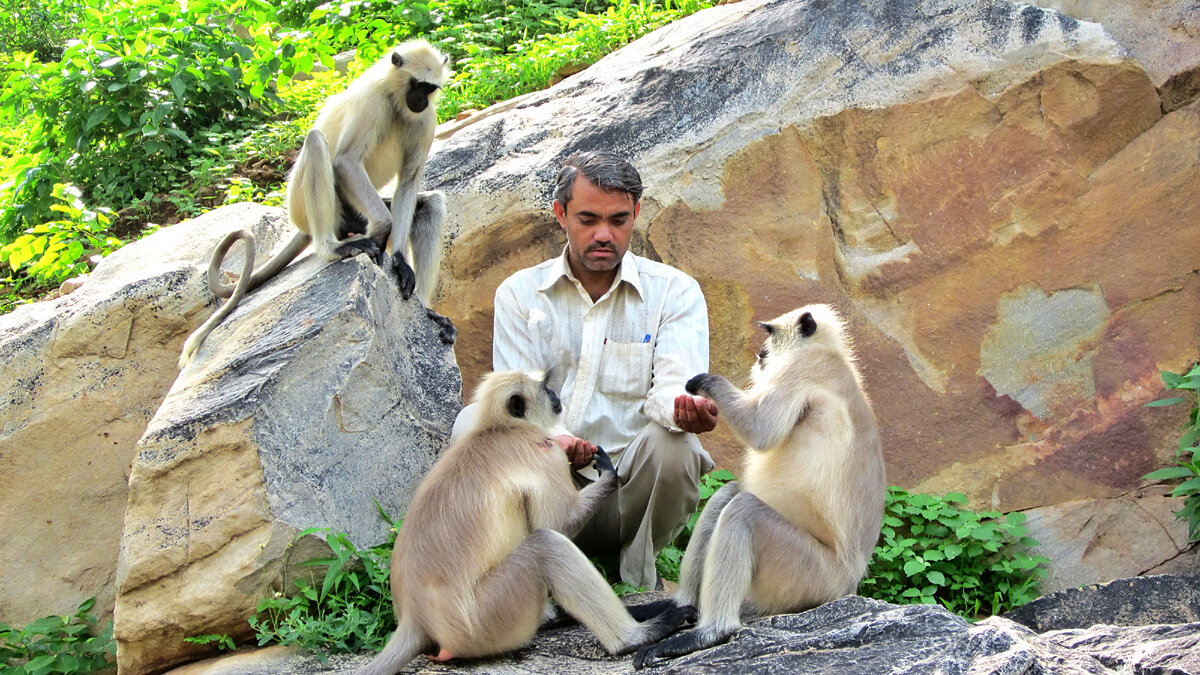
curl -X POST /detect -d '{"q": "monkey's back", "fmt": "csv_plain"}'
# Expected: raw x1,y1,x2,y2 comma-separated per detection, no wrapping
391,426,573,634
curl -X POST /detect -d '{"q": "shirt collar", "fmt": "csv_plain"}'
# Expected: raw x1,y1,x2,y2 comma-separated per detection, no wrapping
539,247,645,301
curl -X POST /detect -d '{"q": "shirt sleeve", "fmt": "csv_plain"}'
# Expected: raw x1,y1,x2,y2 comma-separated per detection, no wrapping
644,275,709,431
492,279,541,373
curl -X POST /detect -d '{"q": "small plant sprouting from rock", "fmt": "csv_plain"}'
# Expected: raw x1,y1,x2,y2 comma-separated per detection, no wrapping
249,507,401,656
182,633,236,652
859,488,1048,617
1143,356,1200,541
0,597,116,674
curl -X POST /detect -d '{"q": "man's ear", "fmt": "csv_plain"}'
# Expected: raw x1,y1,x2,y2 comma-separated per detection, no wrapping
553,200,567,229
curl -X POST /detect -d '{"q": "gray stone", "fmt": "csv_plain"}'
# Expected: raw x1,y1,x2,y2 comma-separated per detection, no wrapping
165,593,1200,674
1004,574,1200,632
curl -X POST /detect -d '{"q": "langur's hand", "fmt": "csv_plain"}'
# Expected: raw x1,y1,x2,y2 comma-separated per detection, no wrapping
674,394,719,434
592,446,615,477
555,435,598,471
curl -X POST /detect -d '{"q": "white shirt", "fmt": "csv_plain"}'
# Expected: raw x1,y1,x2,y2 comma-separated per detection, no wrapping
493,249,709,464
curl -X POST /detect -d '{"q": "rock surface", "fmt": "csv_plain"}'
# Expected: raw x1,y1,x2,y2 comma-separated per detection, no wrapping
1004,573,1200,631
0,203,288,626
428,0,1200,525
113,212,460,674
1022,486,1198,593
164,592,1200,674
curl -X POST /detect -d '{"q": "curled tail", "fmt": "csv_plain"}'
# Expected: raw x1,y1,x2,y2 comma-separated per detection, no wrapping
354,618,425,675
178,227,309,369
288,129,339,260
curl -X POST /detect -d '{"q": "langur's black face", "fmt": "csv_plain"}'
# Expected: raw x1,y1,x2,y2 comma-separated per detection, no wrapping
406,80,441,113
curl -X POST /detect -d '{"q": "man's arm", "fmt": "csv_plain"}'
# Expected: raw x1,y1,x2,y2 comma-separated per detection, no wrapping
493,280,542,373
645,275,715,433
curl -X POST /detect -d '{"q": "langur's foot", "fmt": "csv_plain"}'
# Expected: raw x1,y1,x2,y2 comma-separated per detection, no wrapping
425,308,457,344
430,648,455,662
332,235,382,262
391,253,416,299
632,624,732,669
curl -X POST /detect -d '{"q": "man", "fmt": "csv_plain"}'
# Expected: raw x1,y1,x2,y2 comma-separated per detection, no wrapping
455,151,719,589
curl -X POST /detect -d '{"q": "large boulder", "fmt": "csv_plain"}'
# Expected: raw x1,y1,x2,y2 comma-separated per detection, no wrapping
113,210,460,673
426,0,1200,579
0,203,287,626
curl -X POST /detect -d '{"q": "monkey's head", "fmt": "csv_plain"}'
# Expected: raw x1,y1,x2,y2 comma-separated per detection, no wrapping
753,304,852,373
386,39,452,116
472,370,564,431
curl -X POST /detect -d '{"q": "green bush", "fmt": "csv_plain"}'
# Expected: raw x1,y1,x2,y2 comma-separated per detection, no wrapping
0,0,323,233
860,487,1047,617
0,597,116,674
0,183,123,291
0,0,80,61
250,510,400,654
1143,356,1200,541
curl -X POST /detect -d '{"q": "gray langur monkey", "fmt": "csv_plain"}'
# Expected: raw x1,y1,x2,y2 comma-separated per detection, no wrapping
178,39,454,369
356,370,694,675
633,304,886,668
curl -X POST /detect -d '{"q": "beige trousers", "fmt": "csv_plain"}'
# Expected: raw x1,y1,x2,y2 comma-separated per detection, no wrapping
449,405,713,589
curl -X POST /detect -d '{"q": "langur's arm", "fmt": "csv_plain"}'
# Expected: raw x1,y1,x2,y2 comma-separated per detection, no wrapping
386,158,424,257
644,276,709,431
556,448,617,537
686,374,805,451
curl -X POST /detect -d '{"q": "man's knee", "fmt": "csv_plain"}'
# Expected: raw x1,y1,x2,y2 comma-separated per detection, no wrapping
628,424,714,483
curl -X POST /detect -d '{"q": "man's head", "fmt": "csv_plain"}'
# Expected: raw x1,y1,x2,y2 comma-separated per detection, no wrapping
552,152,642,278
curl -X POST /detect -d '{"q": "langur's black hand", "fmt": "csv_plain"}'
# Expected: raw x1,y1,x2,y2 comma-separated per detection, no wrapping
685,373,713,396
592,446,615,476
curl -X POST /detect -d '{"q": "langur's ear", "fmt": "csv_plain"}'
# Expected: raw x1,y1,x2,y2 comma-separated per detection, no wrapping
756,321,774,335
507,393,526,419
441,53,449,65
391,51,404,68
798,312,817,338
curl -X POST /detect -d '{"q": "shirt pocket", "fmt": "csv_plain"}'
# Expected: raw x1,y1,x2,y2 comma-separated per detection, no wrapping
598,340,653,398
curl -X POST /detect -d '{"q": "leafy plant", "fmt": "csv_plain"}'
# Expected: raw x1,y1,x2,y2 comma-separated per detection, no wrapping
653,468,734,585
860,488,1047,617
1143,357,1200,541
0,597,116,674
183,633,237,652
250,506,400,655
0,183,122,288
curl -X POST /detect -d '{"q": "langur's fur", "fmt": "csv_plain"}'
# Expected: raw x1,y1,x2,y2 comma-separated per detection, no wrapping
355,371,693,675
634,304,885,668
179,40,452,368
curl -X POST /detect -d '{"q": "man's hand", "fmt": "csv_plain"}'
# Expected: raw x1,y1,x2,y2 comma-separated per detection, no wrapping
674,394,719,434
554,435,599,471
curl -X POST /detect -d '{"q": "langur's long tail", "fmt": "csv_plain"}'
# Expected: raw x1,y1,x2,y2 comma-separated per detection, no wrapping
354,619,424,675
288,128,339,260
179,230,256,369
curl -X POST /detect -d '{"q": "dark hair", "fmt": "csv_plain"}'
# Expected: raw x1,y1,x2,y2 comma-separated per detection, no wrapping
553,151,643,206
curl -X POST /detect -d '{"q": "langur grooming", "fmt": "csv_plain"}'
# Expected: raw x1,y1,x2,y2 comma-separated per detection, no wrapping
179,40,453,368
634,304,886,669
356,371,694,675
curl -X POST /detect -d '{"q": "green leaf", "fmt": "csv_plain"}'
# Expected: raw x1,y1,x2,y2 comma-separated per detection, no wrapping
903,559,927,577
1145,397,1188,408
1144,466,1197,481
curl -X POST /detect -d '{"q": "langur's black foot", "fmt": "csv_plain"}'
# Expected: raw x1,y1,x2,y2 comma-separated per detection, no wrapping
391,253,417,299
626,599,691,622
332,235,382,263
425,308,457,344
632,625,731,669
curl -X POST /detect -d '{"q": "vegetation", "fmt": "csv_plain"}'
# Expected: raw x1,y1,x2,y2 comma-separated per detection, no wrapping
859,487,1047,617
0,0,714,314
1143,355,1200,541
248,509,400,655
0,597,115,674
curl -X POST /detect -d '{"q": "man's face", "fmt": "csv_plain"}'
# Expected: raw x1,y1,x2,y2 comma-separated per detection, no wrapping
554,175,639,275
